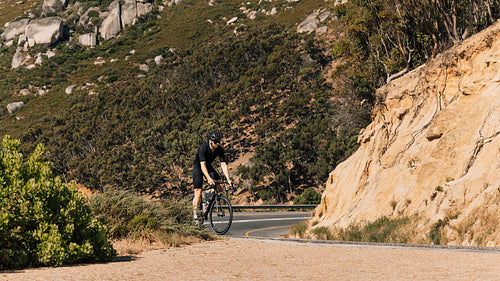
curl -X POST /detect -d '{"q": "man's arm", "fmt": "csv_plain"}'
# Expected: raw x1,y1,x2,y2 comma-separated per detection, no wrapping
220,162,232,186
200,161,215,186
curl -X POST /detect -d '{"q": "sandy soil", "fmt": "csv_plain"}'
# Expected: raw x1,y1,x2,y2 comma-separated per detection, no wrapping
2,238,499,280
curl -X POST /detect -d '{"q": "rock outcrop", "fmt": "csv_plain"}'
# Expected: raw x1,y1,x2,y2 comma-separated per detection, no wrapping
42,0,68,15
311,21,500,247
1,19,29,41
25,17,64,45
79,33,97,47
7,102,25,114
121,0,137,26
100,1,122,40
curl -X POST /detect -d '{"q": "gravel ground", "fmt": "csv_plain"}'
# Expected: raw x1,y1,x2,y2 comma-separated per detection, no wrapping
2,238,499,280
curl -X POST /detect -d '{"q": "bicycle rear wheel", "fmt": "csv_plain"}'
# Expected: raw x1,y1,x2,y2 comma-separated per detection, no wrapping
208,195,232,235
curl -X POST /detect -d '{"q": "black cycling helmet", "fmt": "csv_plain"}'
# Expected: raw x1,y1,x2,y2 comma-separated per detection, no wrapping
208,131,222,143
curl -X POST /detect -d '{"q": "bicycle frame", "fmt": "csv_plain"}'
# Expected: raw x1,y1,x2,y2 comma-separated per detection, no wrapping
201,181,229,219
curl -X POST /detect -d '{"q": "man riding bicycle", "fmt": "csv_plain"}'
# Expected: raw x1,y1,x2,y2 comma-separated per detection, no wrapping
192,131,232,224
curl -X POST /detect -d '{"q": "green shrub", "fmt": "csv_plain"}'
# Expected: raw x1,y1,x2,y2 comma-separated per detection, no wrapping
338,216,413,244
312,226,334,240
0,136,116,269
289,221,308,238
88,187,211,242
293,188,321,205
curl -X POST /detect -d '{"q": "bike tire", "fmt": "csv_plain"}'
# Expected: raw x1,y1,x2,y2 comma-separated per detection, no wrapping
208,195,233,235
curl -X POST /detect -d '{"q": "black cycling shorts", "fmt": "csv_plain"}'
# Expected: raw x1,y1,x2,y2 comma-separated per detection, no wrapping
192,164,220,189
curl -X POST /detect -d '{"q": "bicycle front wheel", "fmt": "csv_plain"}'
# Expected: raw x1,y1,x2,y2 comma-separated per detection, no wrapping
208,195,233,235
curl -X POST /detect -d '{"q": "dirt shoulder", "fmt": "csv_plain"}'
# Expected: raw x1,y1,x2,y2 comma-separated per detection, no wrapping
2,238,499,280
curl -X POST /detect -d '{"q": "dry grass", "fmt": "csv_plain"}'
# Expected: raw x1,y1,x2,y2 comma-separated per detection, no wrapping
112,234,204,256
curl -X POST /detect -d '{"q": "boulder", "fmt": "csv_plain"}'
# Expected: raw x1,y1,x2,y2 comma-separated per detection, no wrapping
121,0,137,26
7,102,24,114
42,0,68,15
25,17,64,45
137,2,154,17
318,11,331,22
226,17,238,25
1,19,29,41
79,7,99,26
11,50,25,69
18,34,27,46
79,33,97,47
65,84,76,94
99,1,121,40
316,26,328,35
154,55,163,65
35,53,44,65
297,18,318,33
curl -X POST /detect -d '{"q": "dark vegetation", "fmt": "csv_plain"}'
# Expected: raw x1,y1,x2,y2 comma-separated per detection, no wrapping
0,136,115,269
0,0,498,205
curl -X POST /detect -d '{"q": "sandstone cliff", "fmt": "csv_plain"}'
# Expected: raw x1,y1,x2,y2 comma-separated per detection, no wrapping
312,20,500,247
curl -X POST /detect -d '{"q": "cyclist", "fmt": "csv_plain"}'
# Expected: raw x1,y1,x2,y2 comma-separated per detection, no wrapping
192,131,232,224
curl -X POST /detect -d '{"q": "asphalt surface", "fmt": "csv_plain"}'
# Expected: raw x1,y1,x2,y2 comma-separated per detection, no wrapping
203,211,311,237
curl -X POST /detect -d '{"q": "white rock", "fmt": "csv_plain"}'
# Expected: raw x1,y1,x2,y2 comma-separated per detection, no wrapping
94,58,105,65
1,19,29,41
7,102,24,114
65,84,76,94
297,18,318,33
46,50,56,58
26,64,36,69
35,53,44,64
5,40,14,47
28,38,36,47
121,0,137,26
99,1,121,40
227,17,238,25
137,2,154,17
155,55,163,65
319,11,331,22
316,26,328,34
79,7,99,26
12,50,25,69
18,34,27,46
140,64,149,72
19,89,30,95
42,0,68,15
25,17,64,45
78,33,97,47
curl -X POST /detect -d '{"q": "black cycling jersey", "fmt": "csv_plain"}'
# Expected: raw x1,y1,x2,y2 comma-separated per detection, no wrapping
192,142,226,189
193,142,226,167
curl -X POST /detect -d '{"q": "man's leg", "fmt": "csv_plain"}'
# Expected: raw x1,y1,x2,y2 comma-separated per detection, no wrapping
192,165,204,224
193,188,202,211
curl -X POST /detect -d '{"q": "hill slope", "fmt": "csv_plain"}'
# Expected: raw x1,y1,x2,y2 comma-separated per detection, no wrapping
311,20,500,247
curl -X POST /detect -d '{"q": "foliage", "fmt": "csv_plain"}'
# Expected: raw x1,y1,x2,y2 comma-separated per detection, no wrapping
0,136,115,270
88,186,211,242
337,216,413,243
0,0,498,205
312,226,334,240
289,221,308,238
293,188,321,205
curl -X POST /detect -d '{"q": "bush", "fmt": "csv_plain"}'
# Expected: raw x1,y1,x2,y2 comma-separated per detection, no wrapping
338,216,412,243
293,188,321,205
88,187,211,243
0,136,116,270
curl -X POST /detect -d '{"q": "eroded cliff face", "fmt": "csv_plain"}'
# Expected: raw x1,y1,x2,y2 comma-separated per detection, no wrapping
312,21,500,247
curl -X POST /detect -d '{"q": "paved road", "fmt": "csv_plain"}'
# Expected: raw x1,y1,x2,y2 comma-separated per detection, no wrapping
203,211,311,237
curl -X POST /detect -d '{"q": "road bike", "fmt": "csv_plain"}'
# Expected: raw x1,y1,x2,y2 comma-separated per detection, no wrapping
196,181,233,235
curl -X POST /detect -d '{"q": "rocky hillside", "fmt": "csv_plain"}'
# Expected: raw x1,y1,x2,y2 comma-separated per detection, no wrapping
311,20,500,247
